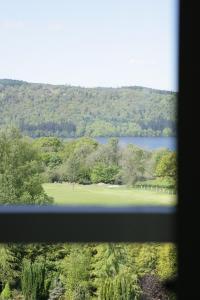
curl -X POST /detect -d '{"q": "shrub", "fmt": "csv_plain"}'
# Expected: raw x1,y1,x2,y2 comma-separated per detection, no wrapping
91,164,119,184
1,283,11,300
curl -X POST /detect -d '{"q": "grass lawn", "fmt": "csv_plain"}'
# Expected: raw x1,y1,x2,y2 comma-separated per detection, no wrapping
43,183,176,206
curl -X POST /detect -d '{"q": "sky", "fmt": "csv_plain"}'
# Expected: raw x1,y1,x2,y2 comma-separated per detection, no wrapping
0,0,178,91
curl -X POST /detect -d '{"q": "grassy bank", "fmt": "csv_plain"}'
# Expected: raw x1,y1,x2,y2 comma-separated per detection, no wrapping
43,183,176,206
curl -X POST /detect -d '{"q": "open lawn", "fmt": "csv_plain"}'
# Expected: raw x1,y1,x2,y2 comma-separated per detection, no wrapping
43,183,176,206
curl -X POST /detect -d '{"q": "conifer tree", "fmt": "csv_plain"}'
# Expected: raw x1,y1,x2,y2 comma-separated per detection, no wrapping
0,246,20,287
99,273,141,300
21,259,47,300
60,245,91,299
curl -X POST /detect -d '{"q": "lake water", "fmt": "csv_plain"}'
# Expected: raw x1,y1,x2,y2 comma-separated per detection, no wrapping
95,136,176,151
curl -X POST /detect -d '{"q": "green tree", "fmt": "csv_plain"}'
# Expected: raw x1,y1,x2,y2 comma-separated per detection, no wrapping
0,246,20,288
91,163,119,184
86,139,120,167
0,283,11,300
92,244,127,297
93,244,125,279
147,148,170,178
119,145,148,185
21,259,47,300
92,244,142,299
155,152,176,178
65,153,81,188
62,137,98,185
155,152,177,188
34,137,64,169
106,138,120,165
99,272,141,300
34,137,64,153
60,245,91,299
0,128,53,205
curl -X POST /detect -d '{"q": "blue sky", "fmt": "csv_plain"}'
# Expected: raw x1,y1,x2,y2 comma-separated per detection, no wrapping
0,0,178,90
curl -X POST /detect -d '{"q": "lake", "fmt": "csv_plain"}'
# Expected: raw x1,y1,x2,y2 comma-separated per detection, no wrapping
65,136,176,151
95,136,176,151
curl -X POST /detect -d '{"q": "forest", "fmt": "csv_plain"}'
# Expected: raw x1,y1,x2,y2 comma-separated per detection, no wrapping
0,79,176,138
0,128,177,299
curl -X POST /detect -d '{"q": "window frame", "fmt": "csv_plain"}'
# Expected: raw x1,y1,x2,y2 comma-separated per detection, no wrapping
177,0,199,298
0,205,176,243
3,0,194,296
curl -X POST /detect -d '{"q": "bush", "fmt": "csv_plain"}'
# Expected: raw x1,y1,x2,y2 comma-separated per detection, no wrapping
91,164,119,184
1,283,11,300
135,178,175,189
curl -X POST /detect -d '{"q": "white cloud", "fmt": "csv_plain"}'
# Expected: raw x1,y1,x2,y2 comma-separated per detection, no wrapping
47,22,65,32
129,58,156,66
0,20,25,30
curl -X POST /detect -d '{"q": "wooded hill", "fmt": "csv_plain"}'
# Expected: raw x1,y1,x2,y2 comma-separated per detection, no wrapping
0,79,176,138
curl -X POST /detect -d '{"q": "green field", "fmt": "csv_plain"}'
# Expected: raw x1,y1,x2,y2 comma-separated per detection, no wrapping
43,183,176,206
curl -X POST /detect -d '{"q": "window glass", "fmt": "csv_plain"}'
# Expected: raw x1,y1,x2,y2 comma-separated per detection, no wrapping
0,0,178,207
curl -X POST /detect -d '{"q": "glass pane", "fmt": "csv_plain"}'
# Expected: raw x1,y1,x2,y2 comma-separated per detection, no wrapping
0,242,177,299
0,0,178,206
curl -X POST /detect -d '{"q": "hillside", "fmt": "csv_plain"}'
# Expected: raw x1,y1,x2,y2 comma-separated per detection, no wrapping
0,79,176,138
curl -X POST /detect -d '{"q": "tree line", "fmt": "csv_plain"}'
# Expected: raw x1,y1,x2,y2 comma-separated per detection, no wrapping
0,79,176,138
35,135,176,190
